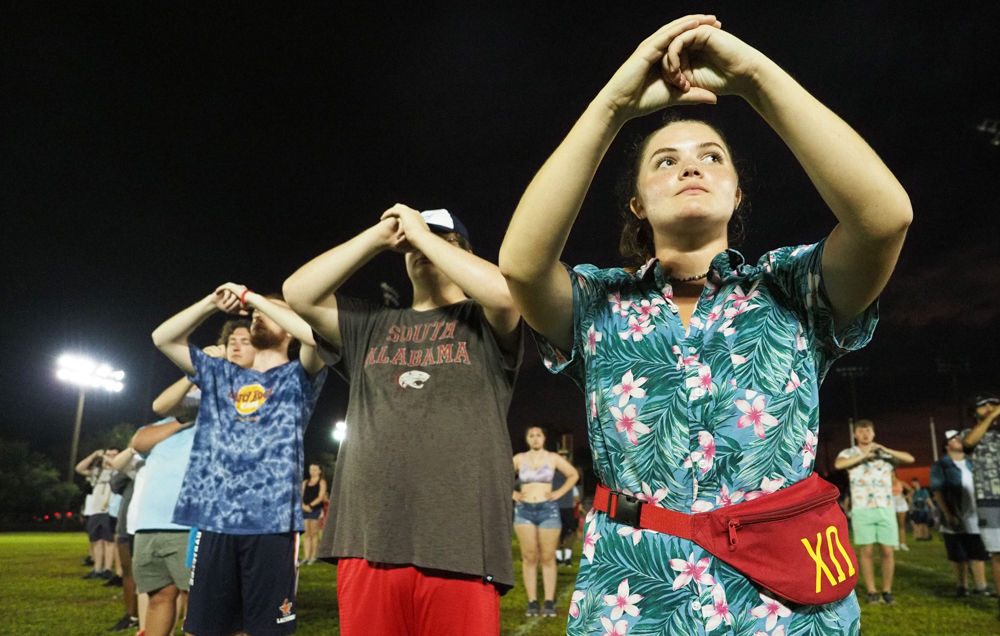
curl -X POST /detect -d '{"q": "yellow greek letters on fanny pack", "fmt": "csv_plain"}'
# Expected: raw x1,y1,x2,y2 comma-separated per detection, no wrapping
801,526,855,594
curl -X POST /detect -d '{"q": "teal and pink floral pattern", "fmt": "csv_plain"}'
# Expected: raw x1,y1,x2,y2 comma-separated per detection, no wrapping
537,240,875,635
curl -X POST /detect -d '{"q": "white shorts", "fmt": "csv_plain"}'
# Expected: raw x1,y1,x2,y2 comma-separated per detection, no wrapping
980,506,1000,553
893,495,909,514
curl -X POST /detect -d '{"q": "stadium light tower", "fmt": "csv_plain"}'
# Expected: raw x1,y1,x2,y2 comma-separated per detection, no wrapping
56,354,125,483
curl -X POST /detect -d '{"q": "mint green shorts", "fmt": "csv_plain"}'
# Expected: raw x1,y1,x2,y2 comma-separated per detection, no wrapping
852,506,899,546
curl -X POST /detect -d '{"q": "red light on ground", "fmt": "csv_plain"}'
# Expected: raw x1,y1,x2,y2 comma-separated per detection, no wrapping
67,511,73,517
44,515,49,520
54,512,61,518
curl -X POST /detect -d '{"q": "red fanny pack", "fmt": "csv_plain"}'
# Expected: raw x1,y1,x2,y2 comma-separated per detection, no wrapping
594,474,857,606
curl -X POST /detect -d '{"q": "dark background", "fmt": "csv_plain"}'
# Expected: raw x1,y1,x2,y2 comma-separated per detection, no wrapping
2,2,999,487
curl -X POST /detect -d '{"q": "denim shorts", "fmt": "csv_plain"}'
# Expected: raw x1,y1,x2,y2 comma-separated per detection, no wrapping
513,501,561,529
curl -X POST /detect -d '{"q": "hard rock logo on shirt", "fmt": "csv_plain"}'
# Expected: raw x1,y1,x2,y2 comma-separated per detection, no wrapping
229,383,274,421
365,320,471,371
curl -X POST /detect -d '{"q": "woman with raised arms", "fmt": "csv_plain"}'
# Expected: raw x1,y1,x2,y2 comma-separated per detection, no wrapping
499,15,910,635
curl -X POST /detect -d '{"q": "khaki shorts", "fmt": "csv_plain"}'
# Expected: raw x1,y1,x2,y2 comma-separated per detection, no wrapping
133,531,192,594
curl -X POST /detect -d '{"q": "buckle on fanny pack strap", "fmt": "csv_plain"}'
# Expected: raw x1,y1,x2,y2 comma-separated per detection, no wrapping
608,491,643,528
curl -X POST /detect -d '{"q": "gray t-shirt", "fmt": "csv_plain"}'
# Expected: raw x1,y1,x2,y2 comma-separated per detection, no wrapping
316,296,522,592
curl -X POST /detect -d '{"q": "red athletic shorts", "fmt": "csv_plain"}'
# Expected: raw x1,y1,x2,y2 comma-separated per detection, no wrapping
336,559,500,636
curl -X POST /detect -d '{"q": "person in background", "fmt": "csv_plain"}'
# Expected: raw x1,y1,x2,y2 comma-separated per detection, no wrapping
551,449,580,567
836,420,914,605
300,463,327,565
152,284,326,636
77,448,120,581
909,477,934,542
106,447,145,631
892,471,914,551
512,426,579,617
931,430,993,598
961,394,1000,611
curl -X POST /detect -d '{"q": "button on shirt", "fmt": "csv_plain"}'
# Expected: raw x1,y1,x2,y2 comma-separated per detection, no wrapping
535,240,878,636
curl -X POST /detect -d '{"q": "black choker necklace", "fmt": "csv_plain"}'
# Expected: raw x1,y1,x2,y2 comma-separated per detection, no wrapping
667,270,710,283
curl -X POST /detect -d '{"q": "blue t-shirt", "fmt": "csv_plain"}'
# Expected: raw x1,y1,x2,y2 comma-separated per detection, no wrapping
172,346,328,534
135,418,196,532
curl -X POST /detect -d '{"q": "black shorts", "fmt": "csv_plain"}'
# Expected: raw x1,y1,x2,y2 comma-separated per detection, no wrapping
86,513,115,543
185,531,300,636
559,508,577,541
943,532,990,563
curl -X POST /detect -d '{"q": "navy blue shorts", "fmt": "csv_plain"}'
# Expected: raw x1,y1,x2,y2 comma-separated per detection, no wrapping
184,530,299,636
303,508,322,520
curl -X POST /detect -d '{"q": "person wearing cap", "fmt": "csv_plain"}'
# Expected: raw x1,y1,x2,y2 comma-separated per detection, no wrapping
835,420,914,605
932,430,993,598
961,394,1000,602
283,204,523,636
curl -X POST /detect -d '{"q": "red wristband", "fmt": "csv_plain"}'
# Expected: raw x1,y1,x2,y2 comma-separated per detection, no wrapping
240,289,253,306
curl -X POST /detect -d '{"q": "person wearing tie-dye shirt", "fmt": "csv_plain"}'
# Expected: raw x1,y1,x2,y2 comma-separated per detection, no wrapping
152,284,326,636
499,14,910,636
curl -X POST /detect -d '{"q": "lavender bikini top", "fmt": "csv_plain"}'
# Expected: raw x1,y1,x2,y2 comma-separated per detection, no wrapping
519,455,555,484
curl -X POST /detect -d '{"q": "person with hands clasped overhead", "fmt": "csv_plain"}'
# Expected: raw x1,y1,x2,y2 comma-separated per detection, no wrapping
500,14,910,635
284,205,522,636
931,430,993,599
151,283,327,636
960,395,1000,609
836,421,914,606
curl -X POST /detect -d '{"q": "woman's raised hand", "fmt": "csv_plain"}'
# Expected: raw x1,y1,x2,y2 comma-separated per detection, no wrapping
662,24,764,100
597,15,722,121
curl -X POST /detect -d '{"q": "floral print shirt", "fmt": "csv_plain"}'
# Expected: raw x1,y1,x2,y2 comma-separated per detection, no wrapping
536,240,877,636
959,426,1000,504
836,446,894,509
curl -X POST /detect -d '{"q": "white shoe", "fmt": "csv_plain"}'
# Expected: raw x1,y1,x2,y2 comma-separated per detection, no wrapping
899,544,909,551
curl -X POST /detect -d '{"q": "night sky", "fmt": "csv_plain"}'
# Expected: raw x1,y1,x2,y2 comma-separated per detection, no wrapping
3,2,999,479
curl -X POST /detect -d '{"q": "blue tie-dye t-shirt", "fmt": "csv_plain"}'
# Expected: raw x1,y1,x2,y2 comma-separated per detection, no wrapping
172,345,328,534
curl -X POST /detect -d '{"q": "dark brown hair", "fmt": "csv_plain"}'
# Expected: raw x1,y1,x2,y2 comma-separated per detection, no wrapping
217,319,252,347
617,113,750,269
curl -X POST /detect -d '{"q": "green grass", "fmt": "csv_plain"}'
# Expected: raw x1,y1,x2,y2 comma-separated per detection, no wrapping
1,532,997,635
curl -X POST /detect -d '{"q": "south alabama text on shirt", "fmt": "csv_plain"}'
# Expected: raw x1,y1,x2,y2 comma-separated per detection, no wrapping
364,319,472,367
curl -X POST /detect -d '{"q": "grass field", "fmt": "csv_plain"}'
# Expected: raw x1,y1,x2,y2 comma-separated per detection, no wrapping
1,532,998,635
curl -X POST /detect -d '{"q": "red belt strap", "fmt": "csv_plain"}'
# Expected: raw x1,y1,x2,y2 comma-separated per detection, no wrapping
593,483,695,539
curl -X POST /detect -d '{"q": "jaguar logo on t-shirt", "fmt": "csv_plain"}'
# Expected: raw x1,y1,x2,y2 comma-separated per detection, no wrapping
231,383,273,414
396,370,430,389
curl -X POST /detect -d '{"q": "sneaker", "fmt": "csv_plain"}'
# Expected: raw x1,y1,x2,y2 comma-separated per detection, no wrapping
881,592,897,606
83,556,95,567
108,615,138,632
308,558,318,565
82,569,99,580
94,569,113,580
899,544,909,552
103,575,123,587
525,600,539,616
542,600,557,617
974,587,994,597
957,586,968,598
866,592,882,605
